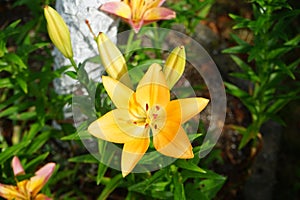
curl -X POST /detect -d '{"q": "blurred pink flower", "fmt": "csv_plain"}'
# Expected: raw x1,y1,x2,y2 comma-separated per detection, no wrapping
100,0,176,33
0,156,55,200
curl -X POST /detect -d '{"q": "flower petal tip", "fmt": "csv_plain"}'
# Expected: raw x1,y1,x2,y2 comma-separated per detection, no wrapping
197,98,209,110
181,148,194,159
35,162,56,179
122,171,130,177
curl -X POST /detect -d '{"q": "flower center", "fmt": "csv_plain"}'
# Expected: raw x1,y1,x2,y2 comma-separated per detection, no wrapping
128,93,166,135
132,103,165,134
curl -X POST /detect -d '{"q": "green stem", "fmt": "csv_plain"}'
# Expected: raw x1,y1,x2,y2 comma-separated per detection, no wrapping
152,22,162,58
69,57,78,73
125,30,135,61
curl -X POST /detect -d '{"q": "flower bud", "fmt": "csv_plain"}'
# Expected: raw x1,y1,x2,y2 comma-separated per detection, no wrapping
44,5,73,59
96,32,131,87
12,156,25,176
163,46,186,89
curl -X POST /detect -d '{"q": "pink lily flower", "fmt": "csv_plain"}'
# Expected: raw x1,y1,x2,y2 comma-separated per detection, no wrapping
100,0,176,33
0,156,56,200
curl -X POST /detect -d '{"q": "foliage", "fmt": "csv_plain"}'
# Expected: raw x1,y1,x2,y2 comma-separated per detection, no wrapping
223,0,300,147
2,0,299,199
0,0,225,199
163,0,215,34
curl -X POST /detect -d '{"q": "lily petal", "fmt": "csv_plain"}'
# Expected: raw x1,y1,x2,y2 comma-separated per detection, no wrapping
128,20,144,33
154,126,194,158
88,109,146,143
158,0,166,7
143,7,176,22
17,180,30,198
102,76,134,109
122,131,150,177
163,46,186,89
131,0,164,11
0,183,24,199
35,193,52,200
12,156,25,176
100,2,131,20
96,33,132,87
29,163,56,197
167,98,209,124
136,64,170,108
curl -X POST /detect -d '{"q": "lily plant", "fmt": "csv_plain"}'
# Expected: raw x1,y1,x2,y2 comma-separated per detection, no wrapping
100,0,176,33
88,44,209,176
0,156,56,200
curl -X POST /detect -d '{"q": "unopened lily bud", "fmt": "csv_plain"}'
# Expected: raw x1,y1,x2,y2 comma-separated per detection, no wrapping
44,5,73,59
163,46,186,89
96,32,131,86
12,156,25,176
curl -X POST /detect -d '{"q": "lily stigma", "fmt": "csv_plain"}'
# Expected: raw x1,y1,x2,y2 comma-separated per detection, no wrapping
88,64,209,177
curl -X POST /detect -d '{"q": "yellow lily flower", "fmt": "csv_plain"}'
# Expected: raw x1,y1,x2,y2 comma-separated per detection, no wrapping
88,63,209,177
44,5,73,59
96,32,131,86
164,46,186,89
0,156,56,200
100,0,176,33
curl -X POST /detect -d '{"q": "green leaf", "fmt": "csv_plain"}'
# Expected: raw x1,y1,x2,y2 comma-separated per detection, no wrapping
0,92,23,110
64,71,77,79
188,133,203,141
97,174,123,200
181,169,225,180
18,43,49,56
25,152,49,172
238,124,258,149
0,20,21,41
224,82,256,114
0,102,32,118
68,154,99,164
61,130,92,141
175,160,206,173
268,47,292,60
199,178,226,199
230,55,259,82
0,140,31,163
25,123,43,140
285,34,300,46
26,130,52,154
222,45,250,54
228,14,251,29
97,162,109,185
77,64,90,86
83,55,101,65
129,168,167,193
173,172,186,200
0,78,13,88
185,183,209,200
6,53,27,69
9,110,36,121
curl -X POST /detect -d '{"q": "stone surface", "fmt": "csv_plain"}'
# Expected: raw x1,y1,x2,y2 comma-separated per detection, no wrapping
53,0,118,95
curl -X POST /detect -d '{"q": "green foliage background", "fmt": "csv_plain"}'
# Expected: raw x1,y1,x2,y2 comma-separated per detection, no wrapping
0,0,299,199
